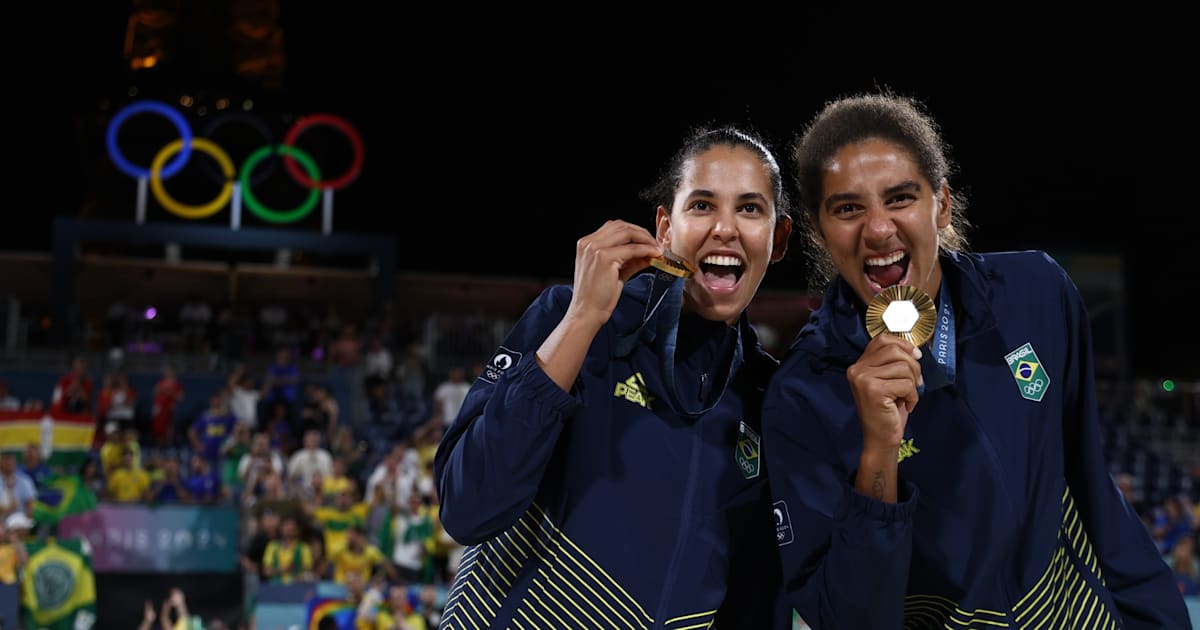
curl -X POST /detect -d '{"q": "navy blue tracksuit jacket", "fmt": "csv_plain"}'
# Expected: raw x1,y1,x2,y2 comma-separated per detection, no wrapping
435,273,790,629
762,250,1190,629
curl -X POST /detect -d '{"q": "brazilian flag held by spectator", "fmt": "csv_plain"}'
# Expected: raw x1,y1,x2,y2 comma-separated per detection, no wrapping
306,596,356,630
21,537,97,630
33,475,98,527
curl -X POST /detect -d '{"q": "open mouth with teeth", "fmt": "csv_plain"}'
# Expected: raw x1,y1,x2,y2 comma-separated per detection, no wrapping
699,254,745,292
865,250,910,293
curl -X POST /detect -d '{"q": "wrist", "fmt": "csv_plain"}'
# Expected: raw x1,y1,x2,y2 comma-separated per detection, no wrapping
858,446,899,475
559,308,607,336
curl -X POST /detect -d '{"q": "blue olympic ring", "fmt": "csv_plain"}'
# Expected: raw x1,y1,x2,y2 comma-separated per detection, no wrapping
106,100,193,180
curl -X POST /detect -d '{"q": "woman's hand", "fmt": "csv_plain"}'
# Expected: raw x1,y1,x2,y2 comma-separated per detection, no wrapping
565,220,663,329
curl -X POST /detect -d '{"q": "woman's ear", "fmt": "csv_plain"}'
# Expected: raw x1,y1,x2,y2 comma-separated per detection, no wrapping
771,216,793,263
936,183,952,229
655,205,671,246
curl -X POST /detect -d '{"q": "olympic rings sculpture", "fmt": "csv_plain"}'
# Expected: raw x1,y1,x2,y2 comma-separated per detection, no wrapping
106,99,363,224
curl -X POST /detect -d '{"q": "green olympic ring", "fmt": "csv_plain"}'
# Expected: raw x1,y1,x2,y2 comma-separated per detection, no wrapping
239,145,322,224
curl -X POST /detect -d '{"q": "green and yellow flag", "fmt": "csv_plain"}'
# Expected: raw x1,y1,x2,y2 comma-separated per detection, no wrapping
21,537,97,630
32,475,98,527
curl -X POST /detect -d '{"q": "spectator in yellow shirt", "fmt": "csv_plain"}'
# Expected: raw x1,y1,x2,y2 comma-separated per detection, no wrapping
314,488,364,563
107,449,150,503
330,525,395,585
99,425,141,477
0,514,31,584
356,582,428,630
321,457,356,505
262,515,315,584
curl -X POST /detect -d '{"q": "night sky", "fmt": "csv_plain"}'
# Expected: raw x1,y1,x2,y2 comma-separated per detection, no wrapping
12,6,1198,379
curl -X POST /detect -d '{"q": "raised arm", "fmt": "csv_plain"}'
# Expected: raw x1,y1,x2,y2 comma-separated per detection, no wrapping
435,220,661,544
762,358,919,630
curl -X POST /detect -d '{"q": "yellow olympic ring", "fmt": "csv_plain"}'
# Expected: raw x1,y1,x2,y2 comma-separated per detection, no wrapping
149,138,235,219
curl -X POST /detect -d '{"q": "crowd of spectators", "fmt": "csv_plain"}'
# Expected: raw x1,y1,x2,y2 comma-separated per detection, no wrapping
0,301,491,628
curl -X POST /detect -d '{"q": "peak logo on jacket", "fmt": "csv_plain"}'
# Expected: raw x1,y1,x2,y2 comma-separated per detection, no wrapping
1005,342,1049,402
614,372,654,408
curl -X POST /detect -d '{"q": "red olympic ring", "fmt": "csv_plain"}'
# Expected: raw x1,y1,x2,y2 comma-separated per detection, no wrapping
282,113,365,191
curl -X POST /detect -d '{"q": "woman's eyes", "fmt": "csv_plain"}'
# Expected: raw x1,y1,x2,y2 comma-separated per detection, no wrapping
829,194,917,216
687,201,764,214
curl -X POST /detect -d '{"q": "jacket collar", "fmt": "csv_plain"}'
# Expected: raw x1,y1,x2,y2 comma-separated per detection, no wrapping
795,251,997,371
614,272,762,360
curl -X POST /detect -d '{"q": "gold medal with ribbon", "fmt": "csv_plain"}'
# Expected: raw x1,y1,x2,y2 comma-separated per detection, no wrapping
865,284,937,347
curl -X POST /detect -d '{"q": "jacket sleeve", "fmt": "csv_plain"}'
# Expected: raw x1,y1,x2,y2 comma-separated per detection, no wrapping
433,287,584,545
762,369,918,630
1054,259,1191,628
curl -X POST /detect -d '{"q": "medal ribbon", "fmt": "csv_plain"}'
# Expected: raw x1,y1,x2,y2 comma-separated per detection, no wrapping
614,270,742,416
918,281,956,393
654,277,742,416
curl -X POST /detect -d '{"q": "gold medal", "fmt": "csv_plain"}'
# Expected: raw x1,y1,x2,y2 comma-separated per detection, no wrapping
865,284,937,347
649,250,696,278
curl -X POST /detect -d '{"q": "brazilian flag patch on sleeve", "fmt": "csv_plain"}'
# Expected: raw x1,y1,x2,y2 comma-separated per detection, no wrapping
736,421,761,479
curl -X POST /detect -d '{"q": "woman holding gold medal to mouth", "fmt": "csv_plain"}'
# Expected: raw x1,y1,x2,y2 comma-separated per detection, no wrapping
434,125,796,629
760,90,1190,628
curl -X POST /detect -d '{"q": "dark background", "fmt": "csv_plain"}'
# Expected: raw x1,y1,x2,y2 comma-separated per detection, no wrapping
10,6,1197,379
